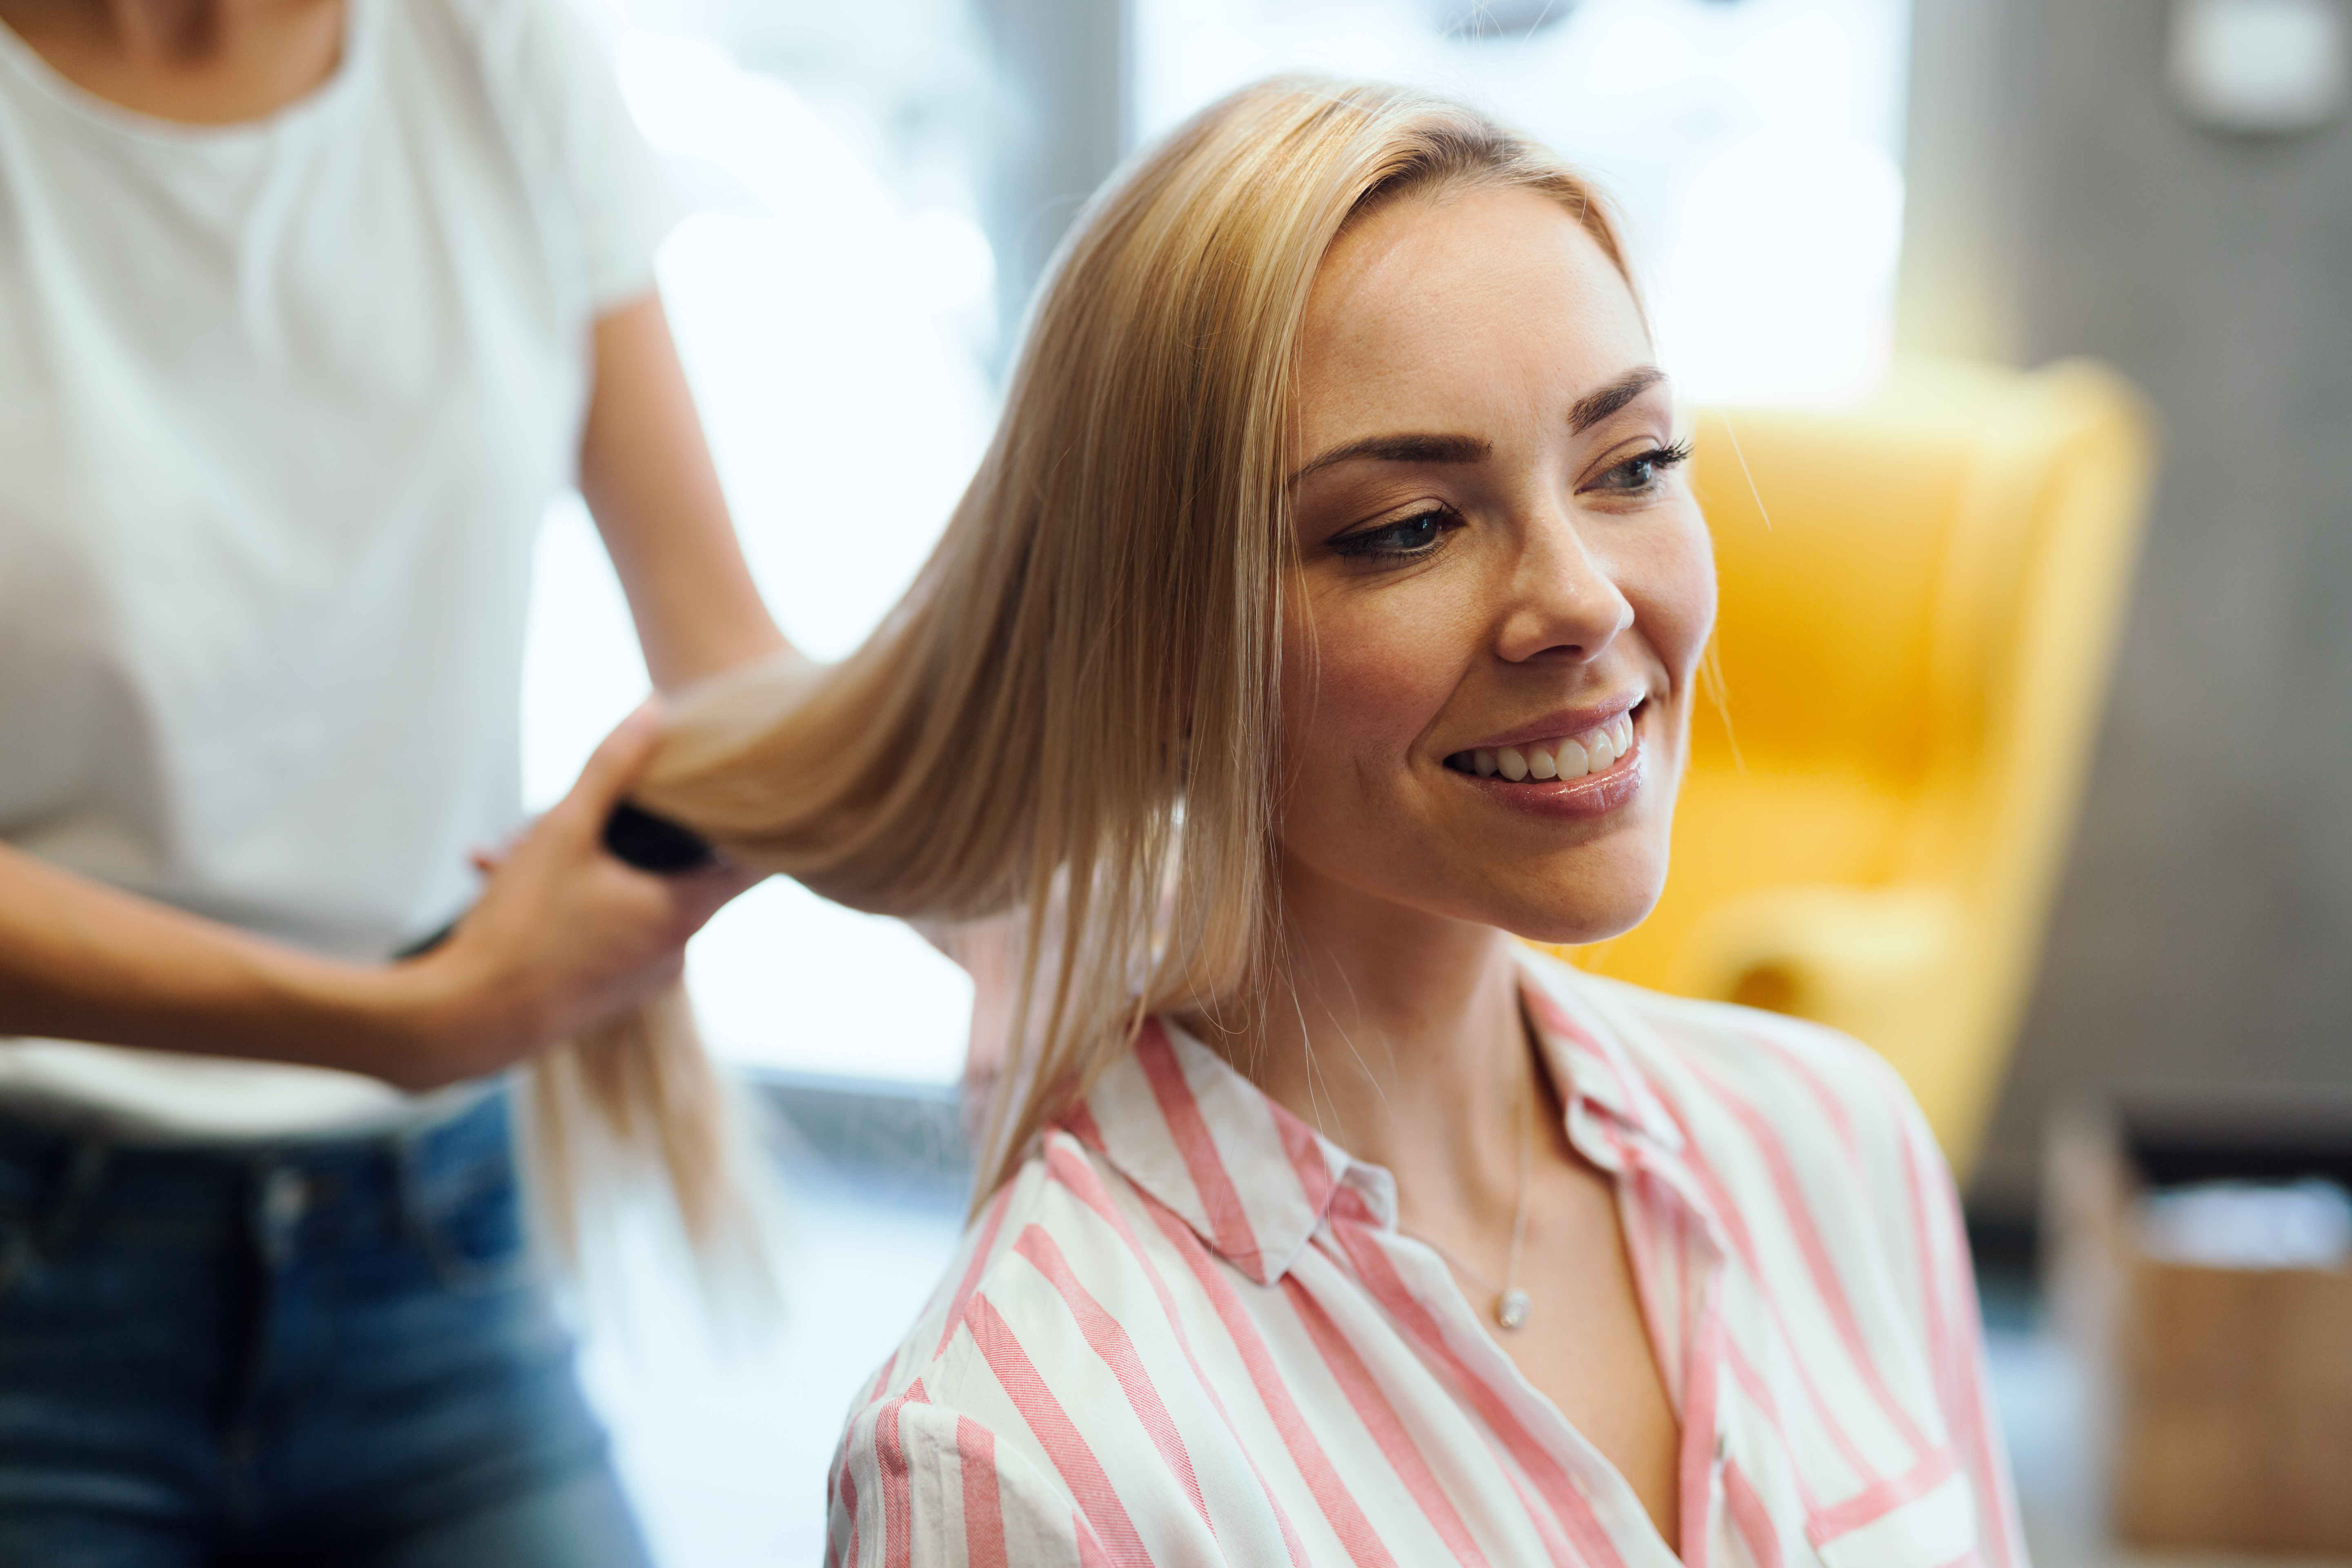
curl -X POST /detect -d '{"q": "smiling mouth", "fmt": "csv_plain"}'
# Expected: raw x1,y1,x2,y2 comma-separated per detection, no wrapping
1444,703,1641,783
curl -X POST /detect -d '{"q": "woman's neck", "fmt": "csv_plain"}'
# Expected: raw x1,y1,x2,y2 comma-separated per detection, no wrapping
1197,858,1546,1229
0,0,345,125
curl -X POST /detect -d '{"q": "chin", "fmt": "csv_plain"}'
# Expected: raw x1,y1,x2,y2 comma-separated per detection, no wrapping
1488,842,1670,947
1505,895,1661,949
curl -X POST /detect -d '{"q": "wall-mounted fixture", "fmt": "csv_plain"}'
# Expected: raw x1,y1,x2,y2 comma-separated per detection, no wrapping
2169,0,2348,135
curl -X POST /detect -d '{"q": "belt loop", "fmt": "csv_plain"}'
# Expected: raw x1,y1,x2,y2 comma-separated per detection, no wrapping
253,1162,312,1265
393,1100,433,1245
1,1135,111,1293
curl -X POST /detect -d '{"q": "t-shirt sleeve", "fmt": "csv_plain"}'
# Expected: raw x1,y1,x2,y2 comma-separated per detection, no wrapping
472,0,679,313
830,1394,1094,1568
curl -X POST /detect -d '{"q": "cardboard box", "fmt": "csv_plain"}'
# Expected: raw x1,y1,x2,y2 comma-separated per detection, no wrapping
2045,1091,2352,1555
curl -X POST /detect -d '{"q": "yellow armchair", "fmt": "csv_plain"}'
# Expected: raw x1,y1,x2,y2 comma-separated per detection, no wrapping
1566,359,2155,1179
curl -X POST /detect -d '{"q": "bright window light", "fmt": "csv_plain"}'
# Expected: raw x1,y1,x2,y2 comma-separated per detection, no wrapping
524,5,997,1086
1135,0,1913,408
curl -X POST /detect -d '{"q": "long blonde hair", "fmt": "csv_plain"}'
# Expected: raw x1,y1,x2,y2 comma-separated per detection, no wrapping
562,77,1635,1223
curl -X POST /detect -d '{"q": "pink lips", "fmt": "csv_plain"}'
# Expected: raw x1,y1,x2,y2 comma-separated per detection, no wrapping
1448,704,1648,821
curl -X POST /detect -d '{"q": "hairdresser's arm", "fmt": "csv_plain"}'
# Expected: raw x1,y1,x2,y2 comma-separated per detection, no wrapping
579,291,791,690
0,709,755,1090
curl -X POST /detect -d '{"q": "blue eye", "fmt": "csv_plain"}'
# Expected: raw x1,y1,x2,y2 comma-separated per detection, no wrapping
1329,508,1456,561
1591,439,1693,495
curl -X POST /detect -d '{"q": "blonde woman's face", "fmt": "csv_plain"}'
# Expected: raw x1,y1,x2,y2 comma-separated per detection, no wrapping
1279,185,1715,945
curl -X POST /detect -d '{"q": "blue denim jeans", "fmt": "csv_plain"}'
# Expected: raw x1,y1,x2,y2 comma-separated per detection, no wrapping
0,1090,653,1568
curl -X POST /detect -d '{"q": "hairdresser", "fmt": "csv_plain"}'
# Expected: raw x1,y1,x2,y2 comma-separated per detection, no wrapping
0,0,783,1560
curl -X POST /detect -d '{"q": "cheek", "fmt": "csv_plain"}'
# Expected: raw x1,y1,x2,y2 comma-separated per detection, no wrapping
1281,580,1470,784
1632,514,1717,691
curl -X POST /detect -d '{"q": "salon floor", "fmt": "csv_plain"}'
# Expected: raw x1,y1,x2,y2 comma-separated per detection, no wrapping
573,1156,2349,1568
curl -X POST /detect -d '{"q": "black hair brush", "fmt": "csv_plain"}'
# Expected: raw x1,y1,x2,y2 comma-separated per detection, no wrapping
393,802,715,960
599,800,715,872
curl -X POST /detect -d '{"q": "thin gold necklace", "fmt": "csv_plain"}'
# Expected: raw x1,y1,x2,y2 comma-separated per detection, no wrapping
1400,1083,1533,1331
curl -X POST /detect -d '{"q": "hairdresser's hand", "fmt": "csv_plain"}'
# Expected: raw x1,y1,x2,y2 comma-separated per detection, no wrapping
394,704,761,1089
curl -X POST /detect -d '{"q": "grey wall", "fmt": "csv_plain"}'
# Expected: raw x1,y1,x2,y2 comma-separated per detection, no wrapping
978,0,1131,359
1901,0,2352,1214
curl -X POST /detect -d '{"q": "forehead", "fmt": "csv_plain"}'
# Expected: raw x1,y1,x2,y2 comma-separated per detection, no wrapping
1293,185,1650,455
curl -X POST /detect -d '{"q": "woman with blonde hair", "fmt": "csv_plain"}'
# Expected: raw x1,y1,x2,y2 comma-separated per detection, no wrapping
630,77,2023,1565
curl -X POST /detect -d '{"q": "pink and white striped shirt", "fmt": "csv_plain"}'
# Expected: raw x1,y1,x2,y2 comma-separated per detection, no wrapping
827,949,2024,1567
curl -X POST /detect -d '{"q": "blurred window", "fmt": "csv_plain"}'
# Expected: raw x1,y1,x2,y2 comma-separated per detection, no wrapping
1135,0,1913,408
524,0,998,1086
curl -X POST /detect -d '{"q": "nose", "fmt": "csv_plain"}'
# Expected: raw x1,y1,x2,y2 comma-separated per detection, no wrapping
1492,505,1635,667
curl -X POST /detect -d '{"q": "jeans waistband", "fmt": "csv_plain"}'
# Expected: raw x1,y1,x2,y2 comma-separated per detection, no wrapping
0,1087,517,1259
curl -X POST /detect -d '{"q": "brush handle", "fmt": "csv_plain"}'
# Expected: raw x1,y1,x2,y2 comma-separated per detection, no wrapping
391,803,715,960
601,801,715,872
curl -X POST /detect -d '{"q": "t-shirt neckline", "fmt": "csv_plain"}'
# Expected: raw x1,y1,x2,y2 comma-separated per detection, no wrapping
0,0,373,154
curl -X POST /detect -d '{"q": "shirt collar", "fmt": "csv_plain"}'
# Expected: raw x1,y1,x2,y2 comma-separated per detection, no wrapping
1513,947,1686,1154
1067,951,1681,1286
1068,1017,1354,1285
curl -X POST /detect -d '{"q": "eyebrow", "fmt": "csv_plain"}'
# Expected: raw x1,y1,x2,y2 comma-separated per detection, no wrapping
1568,365,1668,433
1286,364,1671,488
1286,432,1490,488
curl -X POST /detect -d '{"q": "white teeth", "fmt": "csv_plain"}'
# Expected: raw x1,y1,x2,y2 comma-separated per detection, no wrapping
1461,710,1637,783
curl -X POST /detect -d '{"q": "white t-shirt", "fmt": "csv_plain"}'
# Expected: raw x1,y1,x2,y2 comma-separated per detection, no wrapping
0,0,675,1136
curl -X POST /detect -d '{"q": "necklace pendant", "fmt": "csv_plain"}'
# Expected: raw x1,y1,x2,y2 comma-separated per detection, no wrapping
1494,1287,1531,1331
